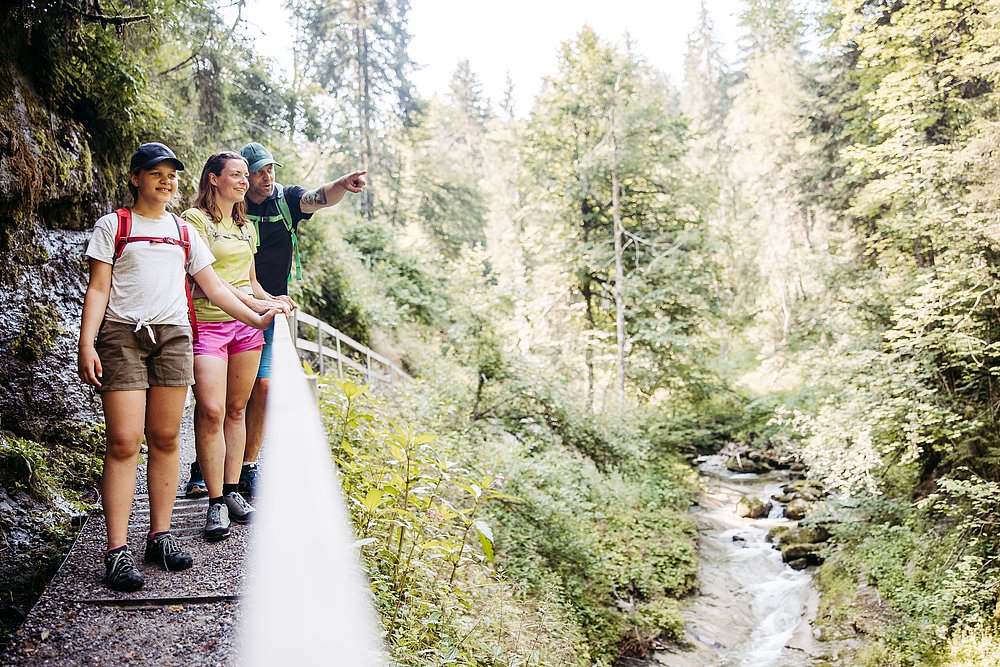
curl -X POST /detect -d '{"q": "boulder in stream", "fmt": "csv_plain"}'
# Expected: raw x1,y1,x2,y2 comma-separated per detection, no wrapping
736,495,772,519
785,498,811,520
766,525,791,544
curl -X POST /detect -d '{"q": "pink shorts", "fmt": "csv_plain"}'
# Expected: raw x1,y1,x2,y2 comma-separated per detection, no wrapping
192,320,264,360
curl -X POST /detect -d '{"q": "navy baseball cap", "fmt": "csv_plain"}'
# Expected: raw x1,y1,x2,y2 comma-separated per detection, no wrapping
129,142,185,171
240,142,282,173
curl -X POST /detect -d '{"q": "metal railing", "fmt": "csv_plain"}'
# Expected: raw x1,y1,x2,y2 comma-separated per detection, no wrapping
288,310,413,385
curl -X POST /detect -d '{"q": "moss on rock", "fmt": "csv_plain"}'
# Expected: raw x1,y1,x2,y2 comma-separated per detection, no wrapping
11,301,62,363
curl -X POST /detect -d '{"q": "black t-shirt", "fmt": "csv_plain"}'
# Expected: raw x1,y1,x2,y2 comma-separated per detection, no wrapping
247,184,312,296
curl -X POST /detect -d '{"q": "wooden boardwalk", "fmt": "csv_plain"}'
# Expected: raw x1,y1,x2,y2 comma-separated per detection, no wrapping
1,313,393,666
2,489,251,666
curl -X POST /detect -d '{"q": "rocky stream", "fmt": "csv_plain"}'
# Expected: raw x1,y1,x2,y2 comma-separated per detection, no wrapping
631,455,860,667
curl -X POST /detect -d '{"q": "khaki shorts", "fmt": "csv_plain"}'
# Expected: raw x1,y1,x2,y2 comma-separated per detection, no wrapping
95,320,194,392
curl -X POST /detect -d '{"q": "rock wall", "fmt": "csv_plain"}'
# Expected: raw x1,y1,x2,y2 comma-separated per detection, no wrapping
0,65,114,439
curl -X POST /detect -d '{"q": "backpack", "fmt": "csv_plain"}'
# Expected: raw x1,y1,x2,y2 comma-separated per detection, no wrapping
245,183,302,281
112,207,198,341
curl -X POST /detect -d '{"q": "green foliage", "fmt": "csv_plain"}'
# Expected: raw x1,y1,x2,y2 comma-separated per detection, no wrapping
319,375,698,665
0,426,103,510
523,26,720,400
342,220,449,327
320,379,585,666
296,228,372,344
812,475,1000,665
11,301,62,363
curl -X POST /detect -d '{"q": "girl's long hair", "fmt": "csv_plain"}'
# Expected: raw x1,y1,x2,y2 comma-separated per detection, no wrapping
195,152,249,226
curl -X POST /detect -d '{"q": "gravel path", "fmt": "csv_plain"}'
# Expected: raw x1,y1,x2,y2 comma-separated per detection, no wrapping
1,403,257,666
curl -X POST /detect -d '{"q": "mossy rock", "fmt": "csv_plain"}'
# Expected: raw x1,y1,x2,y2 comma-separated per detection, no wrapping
11,301,62,363
736,495,772,519
781,542,824,565
767,525,791,544
785,498,811,520
785,524,831,545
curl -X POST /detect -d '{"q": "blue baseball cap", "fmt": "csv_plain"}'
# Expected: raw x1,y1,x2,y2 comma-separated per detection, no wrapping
129,142,185,171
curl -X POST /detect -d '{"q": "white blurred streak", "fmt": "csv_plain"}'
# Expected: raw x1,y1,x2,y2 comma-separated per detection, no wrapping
239,315,387,667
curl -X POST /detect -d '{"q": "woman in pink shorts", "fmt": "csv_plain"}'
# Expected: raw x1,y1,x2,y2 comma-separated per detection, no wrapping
183,152,292,541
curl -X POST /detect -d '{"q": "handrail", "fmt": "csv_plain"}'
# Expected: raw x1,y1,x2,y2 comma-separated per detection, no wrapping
239,314,386,665
289,310,413,385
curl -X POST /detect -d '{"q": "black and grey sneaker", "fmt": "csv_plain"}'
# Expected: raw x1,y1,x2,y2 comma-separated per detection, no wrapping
105,546,144,592
144,531,193,571
224,491,256,524
204,501,231,541
238,462,260,500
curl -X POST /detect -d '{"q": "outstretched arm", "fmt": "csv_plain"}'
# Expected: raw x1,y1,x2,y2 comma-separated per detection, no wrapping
191,264,285,329
299,170,367,214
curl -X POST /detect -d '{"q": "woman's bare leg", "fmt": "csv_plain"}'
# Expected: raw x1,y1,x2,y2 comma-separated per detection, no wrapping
223,350,261,485
193,355,229,498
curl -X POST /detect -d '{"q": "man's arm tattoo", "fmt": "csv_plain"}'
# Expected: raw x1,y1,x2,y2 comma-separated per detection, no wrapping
301,188,328,207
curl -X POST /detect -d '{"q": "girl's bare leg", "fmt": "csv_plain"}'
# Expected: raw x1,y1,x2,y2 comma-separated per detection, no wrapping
100,390,147,549
145,385,188,534
223,350,262,485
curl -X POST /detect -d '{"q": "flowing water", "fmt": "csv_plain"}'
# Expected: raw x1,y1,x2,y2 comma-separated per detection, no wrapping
638,456,856,667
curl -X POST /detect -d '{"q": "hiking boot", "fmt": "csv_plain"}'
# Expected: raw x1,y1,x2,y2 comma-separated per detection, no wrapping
238,462,260,500
224,491,256,524
144,532,193,571
104,546,144,592
185,461,208,497
204,501,231,541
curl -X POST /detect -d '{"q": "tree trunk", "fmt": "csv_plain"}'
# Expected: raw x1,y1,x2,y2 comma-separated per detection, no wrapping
583,280,595,413
611,74,626,409
354,0,375,218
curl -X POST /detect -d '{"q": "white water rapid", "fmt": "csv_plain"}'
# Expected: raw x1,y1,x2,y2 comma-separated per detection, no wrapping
645,455,848,667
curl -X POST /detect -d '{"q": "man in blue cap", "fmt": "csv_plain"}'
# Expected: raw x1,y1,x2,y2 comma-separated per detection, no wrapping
186,141,366,499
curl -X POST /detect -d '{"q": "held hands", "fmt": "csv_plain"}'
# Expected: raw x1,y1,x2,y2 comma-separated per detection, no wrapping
336,170,367,193
250,297,294,315
276,295,298,311
78,346,103,387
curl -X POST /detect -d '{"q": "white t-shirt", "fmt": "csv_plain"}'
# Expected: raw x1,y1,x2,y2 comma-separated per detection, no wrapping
85,210,215,327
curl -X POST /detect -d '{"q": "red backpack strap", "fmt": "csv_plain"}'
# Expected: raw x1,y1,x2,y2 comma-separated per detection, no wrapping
171,214,191,265
172,214,198,343
113,207,131,262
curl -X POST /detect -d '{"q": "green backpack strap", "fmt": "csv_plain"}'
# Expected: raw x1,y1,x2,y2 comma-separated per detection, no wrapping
273,191,301,281
246,184,301,282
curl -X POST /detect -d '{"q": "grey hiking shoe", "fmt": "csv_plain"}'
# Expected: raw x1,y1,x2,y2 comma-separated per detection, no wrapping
104,546,143,592
224,491,256,524
204,501,231,541
144,531,193,571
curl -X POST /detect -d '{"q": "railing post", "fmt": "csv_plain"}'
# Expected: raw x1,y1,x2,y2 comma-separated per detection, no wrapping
318,326,325,376
366,351,372,384
335,335,343,378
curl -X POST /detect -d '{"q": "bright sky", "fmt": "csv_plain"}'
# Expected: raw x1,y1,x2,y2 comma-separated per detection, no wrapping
237,1,745,116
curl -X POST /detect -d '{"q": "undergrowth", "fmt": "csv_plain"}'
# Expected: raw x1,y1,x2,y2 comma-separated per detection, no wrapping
814,472,1000,666
319,377,699,665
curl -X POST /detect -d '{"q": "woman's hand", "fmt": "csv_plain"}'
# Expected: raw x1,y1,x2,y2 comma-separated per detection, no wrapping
275,295,298,311
256,307,282,330
78,345,103,387
251,298,292,314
